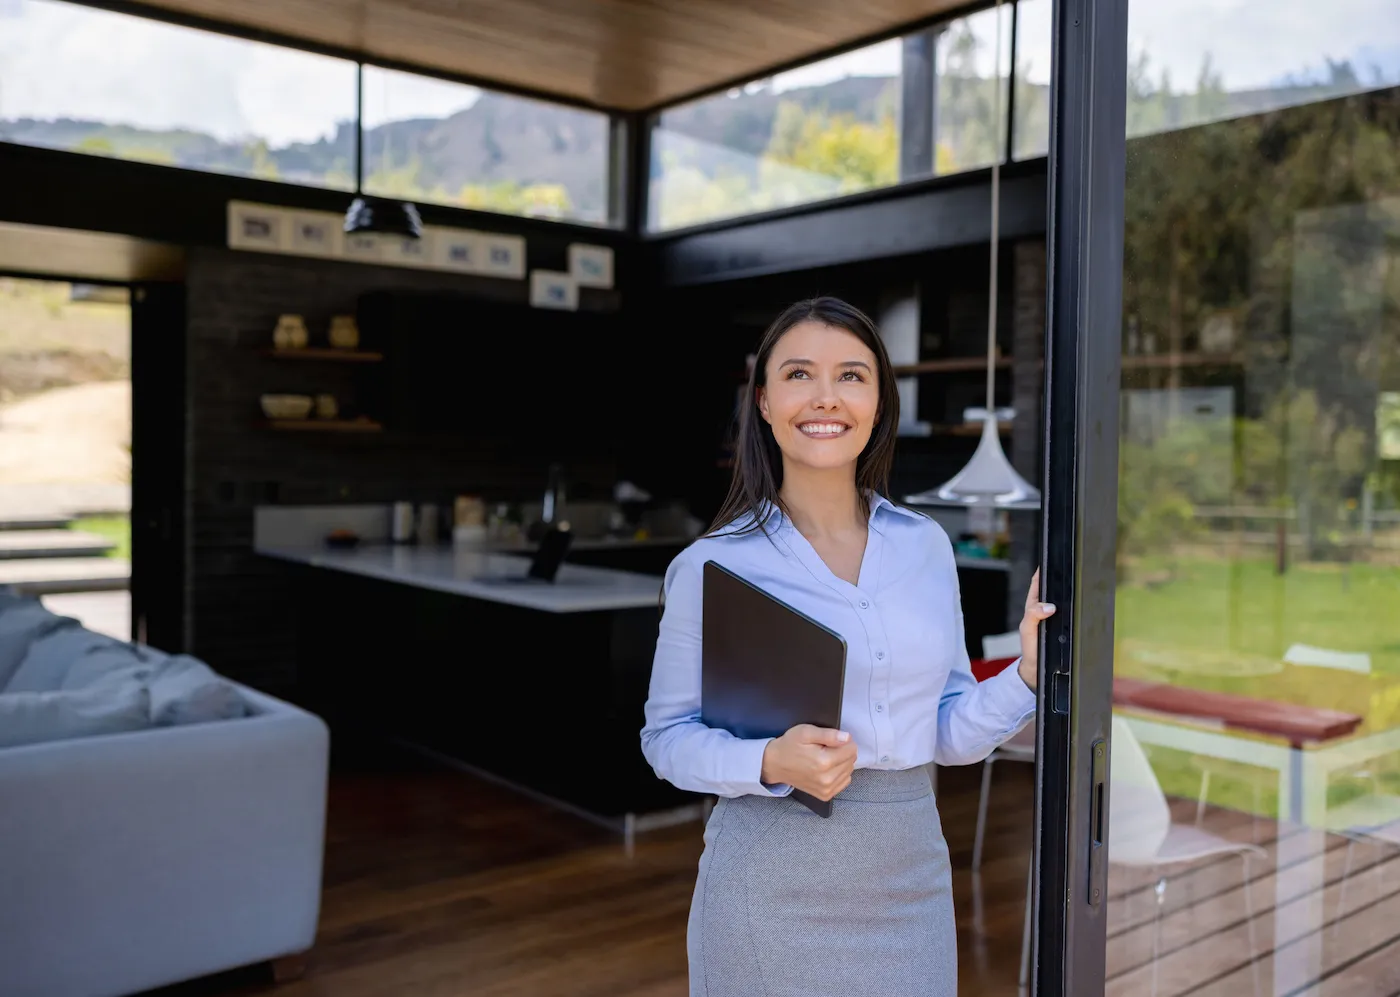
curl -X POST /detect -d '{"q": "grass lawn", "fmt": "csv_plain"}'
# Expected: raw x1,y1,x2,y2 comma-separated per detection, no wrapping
72,515,130,561
1113,553,1400,820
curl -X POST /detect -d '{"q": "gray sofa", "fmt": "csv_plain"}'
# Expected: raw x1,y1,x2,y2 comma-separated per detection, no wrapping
0,590,330,997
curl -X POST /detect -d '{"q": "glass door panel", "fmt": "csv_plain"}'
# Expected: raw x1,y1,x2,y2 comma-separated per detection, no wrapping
1108,2,1400,994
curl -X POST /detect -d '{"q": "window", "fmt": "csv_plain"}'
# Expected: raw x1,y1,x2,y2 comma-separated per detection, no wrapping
361,67,613,226
0,0,357,188
1011,0,1051,159
646,7,1013,233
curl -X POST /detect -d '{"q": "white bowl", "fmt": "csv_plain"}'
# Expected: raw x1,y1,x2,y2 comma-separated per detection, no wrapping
260,394,314,420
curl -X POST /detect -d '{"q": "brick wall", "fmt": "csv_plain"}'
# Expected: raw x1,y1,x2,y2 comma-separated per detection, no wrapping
183,247,623,692
1009,240,1046,628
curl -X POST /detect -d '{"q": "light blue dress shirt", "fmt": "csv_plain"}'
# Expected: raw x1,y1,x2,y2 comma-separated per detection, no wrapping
640,494,1036,799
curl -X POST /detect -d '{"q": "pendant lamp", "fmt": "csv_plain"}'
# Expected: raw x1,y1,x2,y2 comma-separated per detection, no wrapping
905,0,1040,511
344,65,423,239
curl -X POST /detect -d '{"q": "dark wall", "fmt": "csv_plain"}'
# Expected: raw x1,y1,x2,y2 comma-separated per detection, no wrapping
183,247,629,690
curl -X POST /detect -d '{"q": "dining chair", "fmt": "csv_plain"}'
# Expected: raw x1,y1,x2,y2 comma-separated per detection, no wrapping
972,631,1034,872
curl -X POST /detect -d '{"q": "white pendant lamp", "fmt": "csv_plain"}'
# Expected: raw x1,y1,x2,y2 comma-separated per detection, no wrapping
906,0,1040,511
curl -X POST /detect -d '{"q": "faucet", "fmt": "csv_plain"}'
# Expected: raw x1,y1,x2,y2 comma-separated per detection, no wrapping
542,463,566,527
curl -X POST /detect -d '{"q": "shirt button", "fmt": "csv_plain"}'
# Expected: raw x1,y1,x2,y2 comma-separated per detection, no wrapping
858,599,870,609
875,703,884,713
880,755,890,763
876,650,885,660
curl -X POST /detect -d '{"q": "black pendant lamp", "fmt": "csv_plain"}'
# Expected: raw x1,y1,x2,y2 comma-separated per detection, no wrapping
344,65,423,239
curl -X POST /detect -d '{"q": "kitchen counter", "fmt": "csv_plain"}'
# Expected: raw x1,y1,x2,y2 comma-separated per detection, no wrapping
257,542,664,613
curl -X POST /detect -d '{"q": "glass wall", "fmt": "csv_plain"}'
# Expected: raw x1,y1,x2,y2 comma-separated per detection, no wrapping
1108,1,1400,993
362,67,613,225
0,0,357,188
646,4,1011,232
0,0,618,225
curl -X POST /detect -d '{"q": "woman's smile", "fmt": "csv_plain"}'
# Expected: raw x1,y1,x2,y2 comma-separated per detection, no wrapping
796,420,851,439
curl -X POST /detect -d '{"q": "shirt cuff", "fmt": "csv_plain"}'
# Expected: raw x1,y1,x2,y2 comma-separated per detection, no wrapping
983,657,1037,728
737,736,794,798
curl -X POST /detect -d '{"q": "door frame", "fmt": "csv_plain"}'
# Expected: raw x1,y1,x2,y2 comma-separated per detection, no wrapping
1032,0,1129,993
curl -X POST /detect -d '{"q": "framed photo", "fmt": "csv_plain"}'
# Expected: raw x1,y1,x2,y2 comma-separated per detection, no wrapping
481,233,526,279
432,228,484,273
227,201,287,253
342,232,383,262
288,211,343,258
568,243,614,289
530,270,579,311
384,230,433,267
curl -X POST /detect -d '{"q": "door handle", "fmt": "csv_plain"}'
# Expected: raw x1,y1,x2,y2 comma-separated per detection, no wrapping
1087,737,1107,907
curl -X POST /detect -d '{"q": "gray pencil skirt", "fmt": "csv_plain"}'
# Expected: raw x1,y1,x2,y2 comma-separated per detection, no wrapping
688,766,956,997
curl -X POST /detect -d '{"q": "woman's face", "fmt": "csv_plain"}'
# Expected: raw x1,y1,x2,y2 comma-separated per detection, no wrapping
757,320,880,474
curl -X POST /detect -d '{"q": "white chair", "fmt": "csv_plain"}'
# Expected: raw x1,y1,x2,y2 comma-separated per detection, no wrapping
972,631,1034,871
1016,716,1265,995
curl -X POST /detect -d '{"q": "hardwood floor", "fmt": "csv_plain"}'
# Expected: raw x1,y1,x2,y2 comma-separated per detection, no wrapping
141,742,1036,997
134,741,1400,996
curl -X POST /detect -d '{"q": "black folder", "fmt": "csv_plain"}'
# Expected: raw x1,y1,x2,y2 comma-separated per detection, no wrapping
700,560,848,817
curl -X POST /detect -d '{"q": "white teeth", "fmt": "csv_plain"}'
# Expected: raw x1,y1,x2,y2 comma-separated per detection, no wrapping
800,423,846,435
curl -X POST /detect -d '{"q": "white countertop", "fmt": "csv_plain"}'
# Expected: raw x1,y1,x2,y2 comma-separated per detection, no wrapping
256,543,664,613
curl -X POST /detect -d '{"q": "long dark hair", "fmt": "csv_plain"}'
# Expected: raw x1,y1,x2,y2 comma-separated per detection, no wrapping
706,296,901,537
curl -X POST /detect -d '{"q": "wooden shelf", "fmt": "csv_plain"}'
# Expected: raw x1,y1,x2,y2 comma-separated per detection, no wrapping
261,348,384,363
892,356,1012,376
260,418,384,433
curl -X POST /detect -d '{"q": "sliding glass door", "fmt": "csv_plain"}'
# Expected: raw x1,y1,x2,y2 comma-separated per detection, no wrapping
1041,0,1400,993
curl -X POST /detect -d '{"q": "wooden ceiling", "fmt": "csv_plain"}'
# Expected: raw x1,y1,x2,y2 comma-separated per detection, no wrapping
131,0,970,111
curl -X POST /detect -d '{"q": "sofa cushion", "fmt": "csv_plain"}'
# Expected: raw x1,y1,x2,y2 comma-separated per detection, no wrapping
148,655,247,726
7,624,138,694
0,593,73,692
0,668,152,748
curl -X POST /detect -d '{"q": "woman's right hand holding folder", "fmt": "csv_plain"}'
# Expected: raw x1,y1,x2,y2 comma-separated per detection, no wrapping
761,725,858,801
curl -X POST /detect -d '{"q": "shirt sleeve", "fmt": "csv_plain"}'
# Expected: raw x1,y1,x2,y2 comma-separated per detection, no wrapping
639,551,794,799
932,533,1037,766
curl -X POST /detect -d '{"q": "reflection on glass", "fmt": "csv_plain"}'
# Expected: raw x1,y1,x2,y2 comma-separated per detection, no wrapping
934,4,1012,176
1109,2,1400,994
1012,0,1051,160
360,67,612,225
0,0,356,188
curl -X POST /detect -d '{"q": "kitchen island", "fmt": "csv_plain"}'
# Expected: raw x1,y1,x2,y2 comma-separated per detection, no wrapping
255,518,696,836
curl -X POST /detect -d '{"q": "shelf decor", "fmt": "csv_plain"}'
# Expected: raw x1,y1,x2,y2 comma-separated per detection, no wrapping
905,0,1040,514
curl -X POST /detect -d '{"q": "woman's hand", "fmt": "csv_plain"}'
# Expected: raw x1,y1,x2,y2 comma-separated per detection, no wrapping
1017,568,1057,690
760,724,858,801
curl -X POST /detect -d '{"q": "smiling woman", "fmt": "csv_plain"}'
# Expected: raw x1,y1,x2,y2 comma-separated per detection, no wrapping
640,296,1054,997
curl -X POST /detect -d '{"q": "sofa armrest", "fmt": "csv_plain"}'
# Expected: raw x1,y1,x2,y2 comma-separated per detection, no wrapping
0,685,330,997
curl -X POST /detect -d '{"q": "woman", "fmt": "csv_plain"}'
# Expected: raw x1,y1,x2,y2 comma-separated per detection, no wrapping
640,297,1054,997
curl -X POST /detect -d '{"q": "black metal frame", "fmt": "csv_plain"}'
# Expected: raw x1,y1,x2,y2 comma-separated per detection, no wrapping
1032,0,1127,993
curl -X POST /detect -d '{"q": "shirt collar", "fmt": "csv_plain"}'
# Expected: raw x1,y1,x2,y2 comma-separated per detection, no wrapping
867,492,925,523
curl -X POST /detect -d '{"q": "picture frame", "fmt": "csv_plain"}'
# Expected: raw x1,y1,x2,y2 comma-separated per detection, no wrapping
480,233,527,279
341,232,383,262
227,201,287,253
568,243,614,289
432,228,485,273
287,211,343,258
529,270,579,311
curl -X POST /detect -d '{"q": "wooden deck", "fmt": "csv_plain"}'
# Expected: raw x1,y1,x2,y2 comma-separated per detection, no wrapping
136,741,1400,997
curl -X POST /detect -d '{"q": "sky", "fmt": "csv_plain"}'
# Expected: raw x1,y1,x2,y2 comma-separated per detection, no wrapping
2,0,1399,142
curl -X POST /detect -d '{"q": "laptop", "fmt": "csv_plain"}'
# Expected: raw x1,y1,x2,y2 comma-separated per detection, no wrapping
476,526,574,584
701,560,848,817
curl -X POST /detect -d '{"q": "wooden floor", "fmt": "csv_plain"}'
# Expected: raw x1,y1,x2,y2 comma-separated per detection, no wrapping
142,742,1034,997
139,742,1400,997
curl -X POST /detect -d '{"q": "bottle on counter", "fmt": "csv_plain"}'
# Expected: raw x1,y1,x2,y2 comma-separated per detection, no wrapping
453,495,486,546
391,501,415,544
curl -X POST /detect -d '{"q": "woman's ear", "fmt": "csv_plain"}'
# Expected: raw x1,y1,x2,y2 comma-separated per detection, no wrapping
756,385,771,424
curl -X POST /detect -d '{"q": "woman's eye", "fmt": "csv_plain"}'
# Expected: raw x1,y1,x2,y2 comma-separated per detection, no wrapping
840,371,865,381
786,369,810,379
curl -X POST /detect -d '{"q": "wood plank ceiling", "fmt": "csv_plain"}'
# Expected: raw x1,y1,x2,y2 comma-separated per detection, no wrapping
129,0,970,111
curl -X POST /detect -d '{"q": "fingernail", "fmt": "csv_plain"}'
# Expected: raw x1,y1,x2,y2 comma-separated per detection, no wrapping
837,731,850,743
1041,603,1056,613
